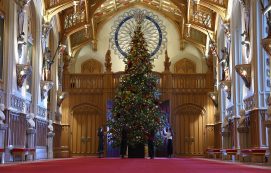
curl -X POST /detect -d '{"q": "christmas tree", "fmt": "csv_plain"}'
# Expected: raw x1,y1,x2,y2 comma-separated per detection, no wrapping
107,13,166,148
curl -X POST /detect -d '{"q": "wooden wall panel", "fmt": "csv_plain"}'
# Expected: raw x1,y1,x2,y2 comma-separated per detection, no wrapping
7,111,27,147
62,71,214,157
71,105,101,156
36,119,48,147
174,104,206,156
214,123,222,148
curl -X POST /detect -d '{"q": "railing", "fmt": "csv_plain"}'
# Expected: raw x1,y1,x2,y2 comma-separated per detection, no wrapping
69,74,103,89
172,74,207,89
64,72,211,91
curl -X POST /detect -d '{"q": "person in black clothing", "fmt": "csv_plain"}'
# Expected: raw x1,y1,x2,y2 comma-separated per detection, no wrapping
148,130,155,159
164,128,173,158
120,127,128,158
97,127,104,158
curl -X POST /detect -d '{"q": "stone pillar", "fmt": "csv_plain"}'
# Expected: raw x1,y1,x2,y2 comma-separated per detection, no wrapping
47,132,55,159
0,124,8,164
26,128,36,160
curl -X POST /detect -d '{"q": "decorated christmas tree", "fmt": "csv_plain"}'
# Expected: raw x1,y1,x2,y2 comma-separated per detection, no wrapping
107,13,166,148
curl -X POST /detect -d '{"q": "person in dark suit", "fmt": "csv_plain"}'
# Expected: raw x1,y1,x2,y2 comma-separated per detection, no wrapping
148,130,155,159
97,127,104,158
120,127,128,158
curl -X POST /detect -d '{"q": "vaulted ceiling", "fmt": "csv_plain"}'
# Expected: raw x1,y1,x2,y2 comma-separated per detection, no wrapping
43,0,229,56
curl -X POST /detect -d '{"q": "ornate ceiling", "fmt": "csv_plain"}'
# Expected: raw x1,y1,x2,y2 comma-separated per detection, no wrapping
43,0,229,56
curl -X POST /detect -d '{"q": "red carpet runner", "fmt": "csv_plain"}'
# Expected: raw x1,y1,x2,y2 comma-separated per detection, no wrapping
0,157,270,173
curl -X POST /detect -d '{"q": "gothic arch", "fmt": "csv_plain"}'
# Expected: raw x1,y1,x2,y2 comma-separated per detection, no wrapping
81,59,102,74
174,103,206,116
174,58,196,74
71,103,102,115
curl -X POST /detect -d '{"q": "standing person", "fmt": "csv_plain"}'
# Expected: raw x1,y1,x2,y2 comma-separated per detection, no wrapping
97,126,104,158
148,130,155,159
164,127,173,158
120,127,128,158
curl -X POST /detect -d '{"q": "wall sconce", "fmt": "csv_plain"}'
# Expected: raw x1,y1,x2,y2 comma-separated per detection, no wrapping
220,80,231,100
40,80,54,100
16,64,32,88
235,64,251,88
57,92,67,107
208,92,218,107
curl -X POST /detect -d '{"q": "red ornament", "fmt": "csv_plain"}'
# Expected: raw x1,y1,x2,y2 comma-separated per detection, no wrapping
128,61,132,68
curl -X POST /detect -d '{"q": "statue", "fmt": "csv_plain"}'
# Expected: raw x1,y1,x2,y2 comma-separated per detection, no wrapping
104,49,112,72
0,104,5,125
43,47,53,80
48,120,54,133
27,113,35,129
238,109,246,127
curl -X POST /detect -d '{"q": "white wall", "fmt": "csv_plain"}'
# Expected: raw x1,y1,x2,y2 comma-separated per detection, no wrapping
72,5,206,73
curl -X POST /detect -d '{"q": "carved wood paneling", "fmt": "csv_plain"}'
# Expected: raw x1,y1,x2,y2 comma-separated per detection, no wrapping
214,123,221,148
7,111,27,147
81,59,102,74
62,70,214,156
175,104,205,155
36,119,48,147
53,123,62,149
174,58,196,74
71,105,101,156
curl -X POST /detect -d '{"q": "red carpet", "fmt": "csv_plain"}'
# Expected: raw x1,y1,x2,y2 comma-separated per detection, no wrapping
0,157,271,173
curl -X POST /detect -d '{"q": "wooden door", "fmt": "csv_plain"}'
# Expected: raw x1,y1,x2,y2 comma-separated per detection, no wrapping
175,105,205,156
71,105,101,156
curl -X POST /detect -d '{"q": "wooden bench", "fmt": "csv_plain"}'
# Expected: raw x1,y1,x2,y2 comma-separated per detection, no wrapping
240,149,266,163
0,148,4,164
11,148,36,161
206,148,221,159
221,149,237,160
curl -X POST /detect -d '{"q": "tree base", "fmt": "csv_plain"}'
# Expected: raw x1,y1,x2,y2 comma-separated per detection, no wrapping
128,143,145,158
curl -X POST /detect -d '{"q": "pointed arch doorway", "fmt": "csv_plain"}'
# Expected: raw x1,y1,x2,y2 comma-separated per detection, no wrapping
174,104,206,156
70,104,102,156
